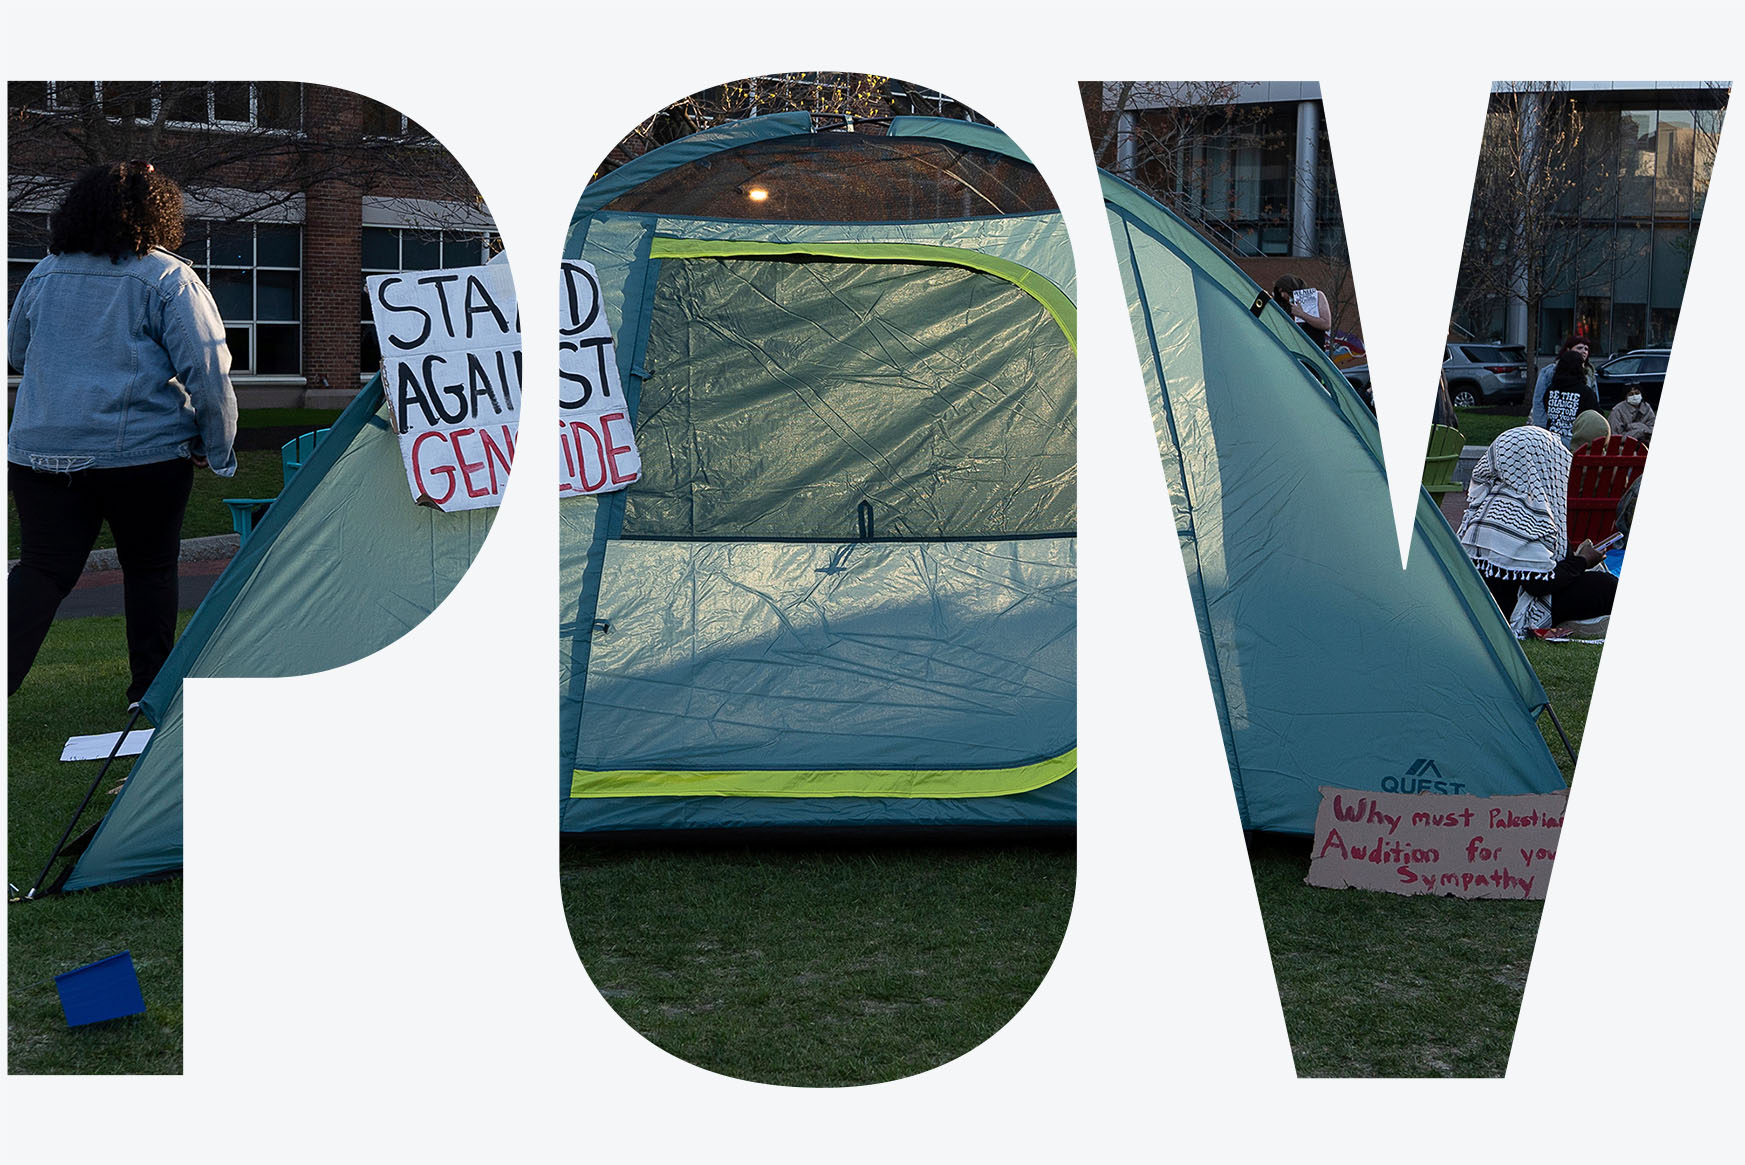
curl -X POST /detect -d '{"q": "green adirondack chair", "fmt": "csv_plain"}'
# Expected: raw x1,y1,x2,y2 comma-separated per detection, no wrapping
1422,424,1466,498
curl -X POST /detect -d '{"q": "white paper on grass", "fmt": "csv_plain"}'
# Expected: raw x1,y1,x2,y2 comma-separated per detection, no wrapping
59,729,153,761
366,259,641,511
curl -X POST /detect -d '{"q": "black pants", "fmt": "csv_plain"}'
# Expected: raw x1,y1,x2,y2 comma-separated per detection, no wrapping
9,458,194,703
1485,567,1618,626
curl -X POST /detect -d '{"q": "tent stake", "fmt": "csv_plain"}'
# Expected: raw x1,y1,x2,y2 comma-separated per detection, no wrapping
22,707,144,902
1542,703,1579,768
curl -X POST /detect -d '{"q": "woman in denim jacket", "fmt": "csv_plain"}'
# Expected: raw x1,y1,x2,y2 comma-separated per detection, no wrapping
8,160,237,705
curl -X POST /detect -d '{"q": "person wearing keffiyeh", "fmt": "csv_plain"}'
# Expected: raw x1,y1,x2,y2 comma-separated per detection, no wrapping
1457,425,1617,635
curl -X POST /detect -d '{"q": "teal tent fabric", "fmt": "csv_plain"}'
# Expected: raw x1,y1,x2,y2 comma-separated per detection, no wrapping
1103,171,1565,834
64,377,495,890
560,115,1077,834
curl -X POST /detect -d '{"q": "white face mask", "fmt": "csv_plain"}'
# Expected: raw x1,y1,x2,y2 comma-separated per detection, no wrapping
1626,393,1643,405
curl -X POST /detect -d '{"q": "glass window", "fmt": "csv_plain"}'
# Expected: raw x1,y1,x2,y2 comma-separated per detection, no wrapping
176,222,208,265
180,219,303,376
441,232,485,266
1613,225,1652,303
213,82,251,123
98,81,153,122
256,224,300,268
256,270,299,321
1579,108,1620,218
1612,303,1647,353
1655,108,1695,218
1618,108,1657,217
256,81,301,131
157,82,300,130
53,81,95,111
162,81,206,123
224,326,251,370
361,99,404,136
361,227,400,271
1652,226,1691,306
400,233,441,270
209,269,253,319
1694,108,1723,213
13,81,47,111
359,226,496,375
1648,307,1680,349
210,226,254,267
256,325,300,374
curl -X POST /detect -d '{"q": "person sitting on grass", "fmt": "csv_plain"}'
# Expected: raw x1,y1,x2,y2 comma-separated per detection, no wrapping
1456,425,1617,636
1609,388,1656,445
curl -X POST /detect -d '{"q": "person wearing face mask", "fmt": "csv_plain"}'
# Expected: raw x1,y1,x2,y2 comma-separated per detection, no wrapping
1608,387,1656,445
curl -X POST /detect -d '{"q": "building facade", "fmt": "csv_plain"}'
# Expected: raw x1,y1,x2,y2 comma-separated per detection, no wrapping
1087,80,1728,360
7,81,496,410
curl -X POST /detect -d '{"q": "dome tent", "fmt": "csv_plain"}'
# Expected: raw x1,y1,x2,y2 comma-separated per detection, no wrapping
1102,169,1565,834
48,378,496,892
558,113,1078,834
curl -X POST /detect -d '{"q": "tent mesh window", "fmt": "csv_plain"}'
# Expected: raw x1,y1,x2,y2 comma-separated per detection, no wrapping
598,135,1058,221
623,255,1076,540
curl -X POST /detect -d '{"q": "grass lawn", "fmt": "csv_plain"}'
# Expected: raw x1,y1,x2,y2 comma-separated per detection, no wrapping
562,839,1075,1087
1251,637,1600,1077
8,614,189,1074
1452,406,1530,449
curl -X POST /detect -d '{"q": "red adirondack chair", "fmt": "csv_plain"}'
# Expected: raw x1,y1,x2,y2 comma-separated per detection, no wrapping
1567,434,1647,547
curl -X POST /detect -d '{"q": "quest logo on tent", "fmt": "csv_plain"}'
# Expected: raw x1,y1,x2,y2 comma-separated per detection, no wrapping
1378,758,1467,796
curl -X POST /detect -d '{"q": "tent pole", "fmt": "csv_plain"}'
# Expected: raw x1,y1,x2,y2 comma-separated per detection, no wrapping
1542,703,1578,768
22,707,144,902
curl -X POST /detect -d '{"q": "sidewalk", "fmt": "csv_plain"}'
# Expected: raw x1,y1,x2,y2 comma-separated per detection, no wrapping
9,534,240,620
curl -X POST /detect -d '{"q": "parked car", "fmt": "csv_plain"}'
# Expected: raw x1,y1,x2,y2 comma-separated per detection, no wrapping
1442,343,1528,408
1339,346,1527,411
1594,348,1670,409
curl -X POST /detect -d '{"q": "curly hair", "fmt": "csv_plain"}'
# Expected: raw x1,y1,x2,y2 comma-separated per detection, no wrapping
49,161,186,260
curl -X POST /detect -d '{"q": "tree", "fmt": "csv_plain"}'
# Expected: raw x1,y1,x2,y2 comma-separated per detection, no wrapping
595,73,989,176
1454,83,1626,371
1081,81,1291,257
1084,82,1356,349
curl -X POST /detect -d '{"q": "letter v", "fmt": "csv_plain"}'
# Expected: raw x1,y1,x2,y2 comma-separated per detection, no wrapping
1319,77,1490,564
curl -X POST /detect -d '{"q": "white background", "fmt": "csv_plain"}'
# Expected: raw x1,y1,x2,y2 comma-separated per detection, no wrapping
5,3,1742,1160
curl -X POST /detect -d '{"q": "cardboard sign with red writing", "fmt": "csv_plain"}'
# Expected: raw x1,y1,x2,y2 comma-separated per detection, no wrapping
556,260,641,497
1306,786,1567,900
367,259,641,512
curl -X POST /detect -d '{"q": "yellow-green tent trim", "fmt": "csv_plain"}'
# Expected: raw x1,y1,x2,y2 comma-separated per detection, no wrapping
648,237,1077,351
571,747,1076,800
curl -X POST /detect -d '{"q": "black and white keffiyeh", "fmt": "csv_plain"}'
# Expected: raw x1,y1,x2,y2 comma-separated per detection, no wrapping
1457,426,1572,634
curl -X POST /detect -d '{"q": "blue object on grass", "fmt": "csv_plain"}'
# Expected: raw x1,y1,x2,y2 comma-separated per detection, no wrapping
55,950,147,1027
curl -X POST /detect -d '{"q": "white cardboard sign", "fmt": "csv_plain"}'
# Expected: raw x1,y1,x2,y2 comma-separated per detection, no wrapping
1307,786,1566,900
556,260,641,496
367,259,640,511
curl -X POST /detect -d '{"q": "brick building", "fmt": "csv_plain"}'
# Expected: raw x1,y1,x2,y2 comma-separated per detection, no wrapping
7,80,496,410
